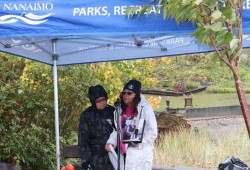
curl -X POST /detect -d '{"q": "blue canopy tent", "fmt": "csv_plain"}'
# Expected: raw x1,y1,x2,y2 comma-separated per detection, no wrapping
0,0,250,169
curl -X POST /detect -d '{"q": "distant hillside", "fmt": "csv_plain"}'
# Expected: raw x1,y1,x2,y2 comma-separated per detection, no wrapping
154,50,250,92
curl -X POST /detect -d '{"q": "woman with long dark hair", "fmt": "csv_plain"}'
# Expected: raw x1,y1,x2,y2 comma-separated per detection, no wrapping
105,79,158,170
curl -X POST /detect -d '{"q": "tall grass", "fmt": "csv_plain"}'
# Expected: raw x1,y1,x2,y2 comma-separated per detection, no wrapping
154,126,250,168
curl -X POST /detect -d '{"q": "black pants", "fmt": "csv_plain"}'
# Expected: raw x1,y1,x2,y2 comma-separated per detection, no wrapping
89,155,114,170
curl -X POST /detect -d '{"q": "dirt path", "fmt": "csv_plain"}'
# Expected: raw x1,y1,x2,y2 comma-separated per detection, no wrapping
187,116,246,140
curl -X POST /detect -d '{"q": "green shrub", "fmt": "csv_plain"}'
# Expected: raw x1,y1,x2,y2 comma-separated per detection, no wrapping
1,124,56,170
186,81,200,90
0,56,57,169
207,86,250,93
206,86,237,93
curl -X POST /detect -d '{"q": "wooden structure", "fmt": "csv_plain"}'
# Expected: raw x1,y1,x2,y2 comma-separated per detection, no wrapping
62,145,81,170
184,95,193,108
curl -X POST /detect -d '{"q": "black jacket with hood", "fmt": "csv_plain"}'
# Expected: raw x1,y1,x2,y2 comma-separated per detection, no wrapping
78,85,115,170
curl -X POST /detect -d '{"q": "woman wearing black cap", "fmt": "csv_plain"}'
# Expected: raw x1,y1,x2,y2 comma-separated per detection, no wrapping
78,85,115,170
105,80,158,170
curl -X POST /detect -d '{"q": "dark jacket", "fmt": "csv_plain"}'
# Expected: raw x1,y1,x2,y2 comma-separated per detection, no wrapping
78,104,115,169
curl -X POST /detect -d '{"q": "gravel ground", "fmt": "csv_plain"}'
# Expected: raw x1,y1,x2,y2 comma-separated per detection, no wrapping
187,116,246,140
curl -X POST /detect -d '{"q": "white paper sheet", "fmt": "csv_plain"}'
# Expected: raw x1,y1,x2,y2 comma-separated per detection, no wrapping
108,144,118,170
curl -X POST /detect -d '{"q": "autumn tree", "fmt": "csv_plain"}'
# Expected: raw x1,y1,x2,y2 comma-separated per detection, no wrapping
127,0,250,136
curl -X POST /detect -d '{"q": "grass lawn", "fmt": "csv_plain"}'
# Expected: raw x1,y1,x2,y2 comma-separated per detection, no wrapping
145,92,250,111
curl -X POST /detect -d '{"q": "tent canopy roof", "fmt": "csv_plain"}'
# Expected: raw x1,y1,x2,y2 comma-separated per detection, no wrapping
0,0,249,66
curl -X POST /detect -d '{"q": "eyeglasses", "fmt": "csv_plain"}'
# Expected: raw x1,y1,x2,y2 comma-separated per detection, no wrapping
95,98,107,103
121,91,134,95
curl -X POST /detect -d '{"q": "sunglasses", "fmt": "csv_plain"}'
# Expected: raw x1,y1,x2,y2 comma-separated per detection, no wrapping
95,98,107,103
121,91,134,95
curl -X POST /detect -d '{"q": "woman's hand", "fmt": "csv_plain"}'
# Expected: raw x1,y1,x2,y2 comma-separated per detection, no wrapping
105,143,113,152
130,142,139,147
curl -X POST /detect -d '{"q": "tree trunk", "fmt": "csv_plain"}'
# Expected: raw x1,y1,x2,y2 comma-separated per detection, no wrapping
232,67,250,137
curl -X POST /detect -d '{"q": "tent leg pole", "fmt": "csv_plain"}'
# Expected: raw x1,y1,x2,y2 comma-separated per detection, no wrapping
53,60,60,170
53,59,60,170
52,39,60,170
